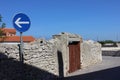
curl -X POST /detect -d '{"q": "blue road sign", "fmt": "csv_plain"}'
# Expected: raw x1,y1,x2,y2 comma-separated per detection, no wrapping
13,13,31,32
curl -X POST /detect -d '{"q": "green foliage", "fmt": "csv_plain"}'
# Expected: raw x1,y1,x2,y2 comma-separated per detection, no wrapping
98,40,115,45
0,14,6,28
0,29,4,37
104,40,115,43
98,40,118,47
0,14,6,27
98,41,105,45
1,23,6,28
0,14,2,22
0,14,6,42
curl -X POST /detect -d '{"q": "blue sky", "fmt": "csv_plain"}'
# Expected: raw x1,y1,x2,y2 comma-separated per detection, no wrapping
0,0,120,41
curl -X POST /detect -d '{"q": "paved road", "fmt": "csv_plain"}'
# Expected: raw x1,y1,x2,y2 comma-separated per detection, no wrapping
64,56,120,80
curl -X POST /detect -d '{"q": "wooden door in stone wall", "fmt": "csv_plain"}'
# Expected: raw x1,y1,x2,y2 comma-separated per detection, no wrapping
68,41,81,73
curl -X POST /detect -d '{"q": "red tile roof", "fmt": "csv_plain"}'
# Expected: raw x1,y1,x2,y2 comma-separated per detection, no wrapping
0,36,35,42
0,28,35,43
1,28,16,34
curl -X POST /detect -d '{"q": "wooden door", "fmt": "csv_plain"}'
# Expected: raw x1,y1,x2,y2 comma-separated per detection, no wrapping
69,41,80,73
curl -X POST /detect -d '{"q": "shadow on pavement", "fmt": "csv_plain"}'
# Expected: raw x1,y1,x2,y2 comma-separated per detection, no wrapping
0,53,58,80
1,52,120,80
65,66,120,80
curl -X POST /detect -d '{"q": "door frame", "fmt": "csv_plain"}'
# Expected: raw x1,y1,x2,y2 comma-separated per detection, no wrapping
68,41,81,73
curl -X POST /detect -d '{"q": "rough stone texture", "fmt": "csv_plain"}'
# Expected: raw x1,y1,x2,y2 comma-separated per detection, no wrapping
53,32,84,76
25,39,58,75
81,40,102,68
0,44,19,60
0,39,58,80
53,33,102,75
0,32,102,79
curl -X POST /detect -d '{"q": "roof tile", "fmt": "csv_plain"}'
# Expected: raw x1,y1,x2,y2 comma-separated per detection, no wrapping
0,36,35,42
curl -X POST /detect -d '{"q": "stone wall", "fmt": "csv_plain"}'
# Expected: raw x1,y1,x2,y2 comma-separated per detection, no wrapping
102,47,120,56
81,40,102,68
53,32,83,76
53,33,102,74
102,51,120,56
0,39,59,80
24,39,58,75
0,32,102,80
117,43,120,47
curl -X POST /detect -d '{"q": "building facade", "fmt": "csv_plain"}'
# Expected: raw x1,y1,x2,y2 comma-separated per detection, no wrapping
0,28,35,44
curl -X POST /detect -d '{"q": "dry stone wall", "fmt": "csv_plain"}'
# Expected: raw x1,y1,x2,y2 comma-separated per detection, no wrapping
24,39,58,75
0,44,19,60
81,40,102,68
0,32,102,80
0,39,59,80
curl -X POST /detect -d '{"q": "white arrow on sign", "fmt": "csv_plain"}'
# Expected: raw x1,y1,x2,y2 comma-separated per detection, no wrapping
15,18,30,28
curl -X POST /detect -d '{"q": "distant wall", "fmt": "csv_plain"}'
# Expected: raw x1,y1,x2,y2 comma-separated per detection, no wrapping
117,43,120,47
81,40,102,68
102,51,120,56
102,47,120,56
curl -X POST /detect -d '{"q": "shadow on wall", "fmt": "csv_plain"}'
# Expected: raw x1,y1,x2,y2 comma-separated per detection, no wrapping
0,53,58,80
1,52,120,80
57,50,64,78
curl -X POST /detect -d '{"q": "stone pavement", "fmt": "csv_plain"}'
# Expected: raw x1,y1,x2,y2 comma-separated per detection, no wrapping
64,56,120,80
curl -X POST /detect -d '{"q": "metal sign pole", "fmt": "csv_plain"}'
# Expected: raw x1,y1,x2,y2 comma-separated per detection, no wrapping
13,13,30,63
19,32,24,80
13,13,30,80
20,32,24,63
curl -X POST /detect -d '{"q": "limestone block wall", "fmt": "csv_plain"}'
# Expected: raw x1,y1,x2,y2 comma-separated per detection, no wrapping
0,32,102,79
81,40,102,68
0,44,19,60
24,39,58,75
0,39,59,80
52,35,68,76
53,32,83,76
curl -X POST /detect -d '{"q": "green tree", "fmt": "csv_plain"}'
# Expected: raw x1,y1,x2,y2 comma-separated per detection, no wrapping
0,14,6,41
0,14,2,22
0,14,6,28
